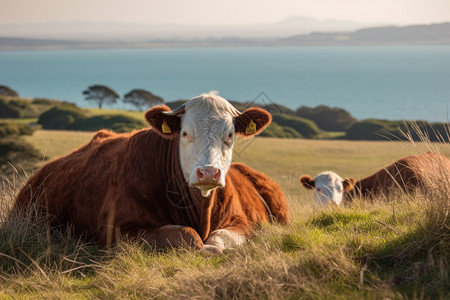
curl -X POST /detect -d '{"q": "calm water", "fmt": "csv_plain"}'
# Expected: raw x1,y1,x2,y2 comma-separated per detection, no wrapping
0,46,449,121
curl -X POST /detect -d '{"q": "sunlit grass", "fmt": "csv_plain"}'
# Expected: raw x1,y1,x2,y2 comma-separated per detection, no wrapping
23,130,94,159
87,108,145,121
2,128,450,298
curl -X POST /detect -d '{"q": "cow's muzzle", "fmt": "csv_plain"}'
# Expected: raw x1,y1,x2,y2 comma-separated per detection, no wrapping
190,166,223,196
194,166,221,185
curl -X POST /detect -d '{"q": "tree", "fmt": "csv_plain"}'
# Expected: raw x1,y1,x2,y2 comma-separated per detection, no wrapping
123,89,164,111
0,85,19,97
82,85,119,109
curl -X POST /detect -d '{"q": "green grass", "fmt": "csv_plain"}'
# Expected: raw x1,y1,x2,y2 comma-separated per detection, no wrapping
0,118,39,125
87,108,145,121
23,130,94,159
1,131,450,299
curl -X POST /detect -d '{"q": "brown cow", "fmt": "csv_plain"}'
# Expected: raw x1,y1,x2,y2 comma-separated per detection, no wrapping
12,92,289,252
300,152,450,205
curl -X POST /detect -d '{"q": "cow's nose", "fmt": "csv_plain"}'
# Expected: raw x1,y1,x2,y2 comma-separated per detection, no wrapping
196,167,221,184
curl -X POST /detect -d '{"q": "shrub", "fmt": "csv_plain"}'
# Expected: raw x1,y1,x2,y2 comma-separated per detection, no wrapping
296,105,356,131
261,122,303,138
272,114,322,138
0,122,35,138
71,115,146,133
0,97,23,118
345,119,388,140
38,105,88,130
8,98,31,110
32,98,56,105
0,137,43,174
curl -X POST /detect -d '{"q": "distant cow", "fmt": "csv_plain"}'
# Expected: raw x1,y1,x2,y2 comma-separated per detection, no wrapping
300,152,450,205
13,92,289,252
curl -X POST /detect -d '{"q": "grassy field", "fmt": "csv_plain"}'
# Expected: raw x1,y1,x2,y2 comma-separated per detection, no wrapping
87,108,145,120
23,129,448,197
1,130,449,299
23,130,95,160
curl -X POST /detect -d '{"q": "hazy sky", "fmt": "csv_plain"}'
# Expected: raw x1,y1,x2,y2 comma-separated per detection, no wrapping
1,0,449,25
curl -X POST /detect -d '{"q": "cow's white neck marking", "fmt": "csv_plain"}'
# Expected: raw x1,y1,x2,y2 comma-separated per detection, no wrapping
201,190,211,197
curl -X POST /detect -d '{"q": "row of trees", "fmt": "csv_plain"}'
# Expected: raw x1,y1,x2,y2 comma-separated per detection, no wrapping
0,84,164,112
82,85,164,111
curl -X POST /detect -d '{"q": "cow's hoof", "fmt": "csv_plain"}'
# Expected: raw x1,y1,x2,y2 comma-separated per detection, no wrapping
201,245,223,254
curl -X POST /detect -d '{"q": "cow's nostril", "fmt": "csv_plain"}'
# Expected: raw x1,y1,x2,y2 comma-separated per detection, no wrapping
196,167,221,184
213,169,220,180
197,168,204,180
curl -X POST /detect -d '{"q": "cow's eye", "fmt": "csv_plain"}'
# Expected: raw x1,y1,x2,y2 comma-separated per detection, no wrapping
181,131,191,141
224,132,234,147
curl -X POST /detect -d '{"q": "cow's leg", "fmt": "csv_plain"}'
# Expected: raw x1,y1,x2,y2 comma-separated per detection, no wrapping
102,224,204,249
142,225,204,249
203,228,246,253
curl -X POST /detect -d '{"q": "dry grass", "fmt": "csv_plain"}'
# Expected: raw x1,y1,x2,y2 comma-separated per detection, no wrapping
23,130,94,160
1,130,450,299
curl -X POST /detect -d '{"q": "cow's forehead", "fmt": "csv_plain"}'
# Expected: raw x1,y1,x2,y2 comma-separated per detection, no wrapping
184,92,240,118
315,172,343,185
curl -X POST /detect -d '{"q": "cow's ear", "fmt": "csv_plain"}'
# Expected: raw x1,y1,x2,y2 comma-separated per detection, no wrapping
343,178,356,192
145,105,181,138
234,107,272,138
299,175,315,189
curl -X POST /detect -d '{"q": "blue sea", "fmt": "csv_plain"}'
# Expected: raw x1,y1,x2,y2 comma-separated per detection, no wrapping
0,46,449,121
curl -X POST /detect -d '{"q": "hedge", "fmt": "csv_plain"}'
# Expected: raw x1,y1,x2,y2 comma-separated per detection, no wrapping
345,119,450,142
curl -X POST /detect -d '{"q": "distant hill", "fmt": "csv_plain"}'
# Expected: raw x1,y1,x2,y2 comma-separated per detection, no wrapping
280,22,450,46
0,22,449,50
0,16,367,41
0,37,85,50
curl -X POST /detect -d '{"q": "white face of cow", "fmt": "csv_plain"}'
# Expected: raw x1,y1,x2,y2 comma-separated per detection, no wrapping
145,91,271,198
300,171,355,206
313,172,346,205
178,96,237,197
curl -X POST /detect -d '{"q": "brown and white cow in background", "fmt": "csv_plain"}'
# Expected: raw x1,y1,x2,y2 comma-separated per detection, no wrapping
300,152,450,205
299,171,355,206
13,91,289,252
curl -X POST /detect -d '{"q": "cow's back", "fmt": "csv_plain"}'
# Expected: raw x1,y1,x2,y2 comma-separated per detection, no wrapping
13,129,130,236
353,152,450,198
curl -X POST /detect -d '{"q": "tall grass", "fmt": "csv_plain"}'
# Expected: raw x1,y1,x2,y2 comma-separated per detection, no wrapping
1,128,449,298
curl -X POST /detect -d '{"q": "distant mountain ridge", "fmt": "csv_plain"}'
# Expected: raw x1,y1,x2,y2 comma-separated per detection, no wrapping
0,16,368,41
0,22,449,50
280,22,450,45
